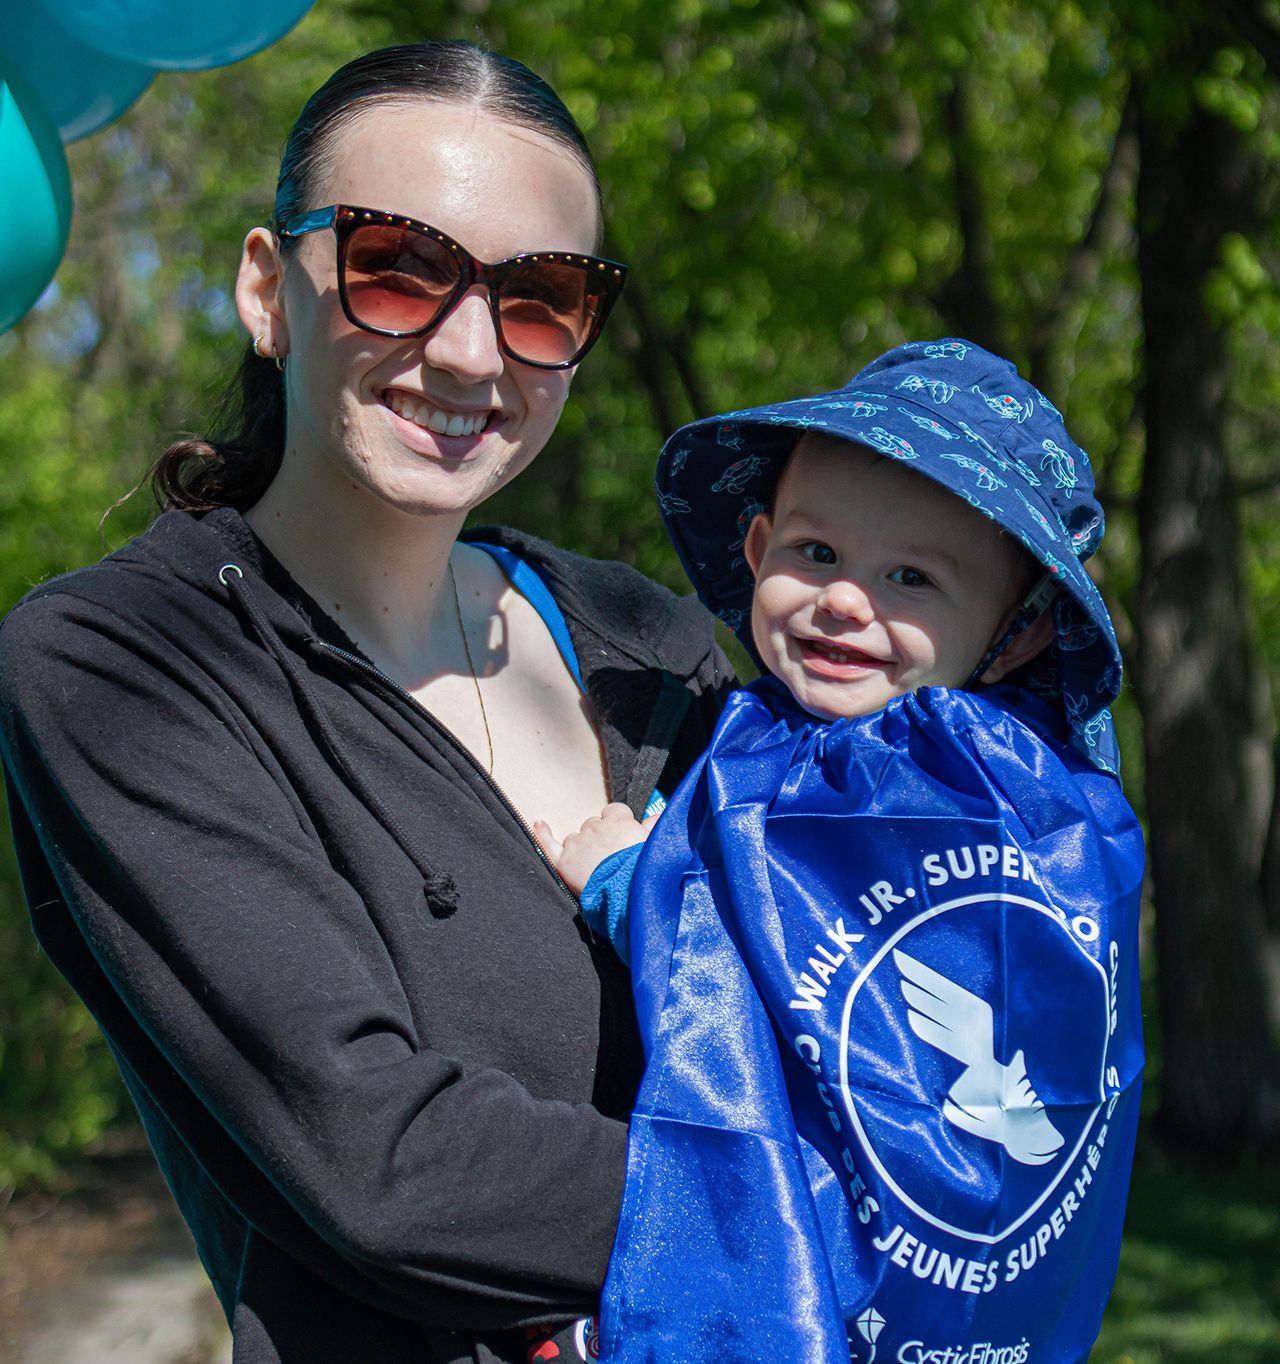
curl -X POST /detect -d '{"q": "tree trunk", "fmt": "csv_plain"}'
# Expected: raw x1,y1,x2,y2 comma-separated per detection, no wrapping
1134,80,1280,1149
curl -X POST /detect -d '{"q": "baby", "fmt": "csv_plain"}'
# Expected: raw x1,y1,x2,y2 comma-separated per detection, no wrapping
538,340,1144,1364
540,417,1056,906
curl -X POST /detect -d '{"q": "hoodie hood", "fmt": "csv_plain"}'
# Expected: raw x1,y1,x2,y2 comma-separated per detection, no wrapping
656,338,1123,775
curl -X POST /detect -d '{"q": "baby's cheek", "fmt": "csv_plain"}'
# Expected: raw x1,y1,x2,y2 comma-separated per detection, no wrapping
750,597,786,671
893,625,942,681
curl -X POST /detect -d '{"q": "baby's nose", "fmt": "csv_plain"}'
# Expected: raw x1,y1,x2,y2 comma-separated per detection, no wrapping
816,577,874,622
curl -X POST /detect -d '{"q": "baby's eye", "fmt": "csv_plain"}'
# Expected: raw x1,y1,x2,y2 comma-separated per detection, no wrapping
800,542,838,565
889,566,933,588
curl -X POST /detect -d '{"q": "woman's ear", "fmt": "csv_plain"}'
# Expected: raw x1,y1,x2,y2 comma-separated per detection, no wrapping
743,512,772,579
235,227,289,361
980,607,1056,683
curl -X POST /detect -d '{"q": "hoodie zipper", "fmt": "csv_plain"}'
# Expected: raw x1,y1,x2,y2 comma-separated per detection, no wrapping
313,639,592,918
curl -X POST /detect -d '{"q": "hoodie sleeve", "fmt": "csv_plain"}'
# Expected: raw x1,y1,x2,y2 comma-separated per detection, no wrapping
0,586,628,1333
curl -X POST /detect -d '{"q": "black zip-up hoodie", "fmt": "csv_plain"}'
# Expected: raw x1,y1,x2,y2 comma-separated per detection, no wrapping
0,508,733,1363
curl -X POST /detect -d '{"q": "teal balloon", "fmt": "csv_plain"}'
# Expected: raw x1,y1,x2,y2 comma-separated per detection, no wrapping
7,1,152,141
0,76,73,334
50,0,317,72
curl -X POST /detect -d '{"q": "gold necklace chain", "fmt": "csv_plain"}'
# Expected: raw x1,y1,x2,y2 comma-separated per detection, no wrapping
448,560,495,775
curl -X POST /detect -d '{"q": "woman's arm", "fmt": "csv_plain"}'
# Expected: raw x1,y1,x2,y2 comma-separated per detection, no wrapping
0,588,626,1332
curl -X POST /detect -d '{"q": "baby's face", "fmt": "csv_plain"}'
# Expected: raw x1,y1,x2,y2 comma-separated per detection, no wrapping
743,435,1031,721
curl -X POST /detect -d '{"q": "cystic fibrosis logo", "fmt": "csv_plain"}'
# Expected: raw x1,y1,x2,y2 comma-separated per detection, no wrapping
838,895,1111,1245
851,1306,887,1363
895,950,1064,1167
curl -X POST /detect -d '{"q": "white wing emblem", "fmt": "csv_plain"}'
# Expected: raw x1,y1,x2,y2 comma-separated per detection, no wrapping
894,949,1065,1165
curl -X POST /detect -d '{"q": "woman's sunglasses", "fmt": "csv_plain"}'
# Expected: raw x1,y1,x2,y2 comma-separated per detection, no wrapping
276,204,628,370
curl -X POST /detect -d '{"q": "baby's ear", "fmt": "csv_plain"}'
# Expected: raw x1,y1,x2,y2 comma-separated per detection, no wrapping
980,608,1056,683
743,512,773,579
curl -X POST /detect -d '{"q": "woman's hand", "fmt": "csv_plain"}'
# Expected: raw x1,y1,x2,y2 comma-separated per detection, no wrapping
534,803,653,896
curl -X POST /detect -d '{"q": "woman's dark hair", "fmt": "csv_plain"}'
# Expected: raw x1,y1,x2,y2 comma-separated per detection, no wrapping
150,41,602,513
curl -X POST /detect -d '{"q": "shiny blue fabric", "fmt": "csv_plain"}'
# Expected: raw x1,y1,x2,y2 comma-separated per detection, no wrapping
601,678,1144,1363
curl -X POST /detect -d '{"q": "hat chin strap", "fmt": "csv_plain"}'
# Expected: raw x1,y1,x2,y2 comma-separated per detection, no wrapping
966,573,1059,688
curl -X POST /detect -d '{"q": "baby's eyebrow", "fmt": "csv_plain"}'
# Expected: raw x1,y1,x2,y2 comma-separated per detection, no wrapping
781,510,831,535
903,543,961,573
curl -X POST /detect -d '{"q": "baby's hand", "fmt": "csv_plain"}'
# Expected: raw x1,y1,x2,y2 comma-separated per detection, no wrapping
533,803,653,896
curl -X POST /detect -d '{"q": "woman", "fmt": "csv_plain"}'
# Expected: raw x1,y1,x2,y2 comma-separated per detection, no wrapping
0,42,731,1364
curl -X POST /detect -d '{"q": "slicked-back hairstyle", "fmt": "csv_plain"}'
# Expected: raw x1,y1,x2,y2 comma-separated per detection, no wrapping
150,41,602,514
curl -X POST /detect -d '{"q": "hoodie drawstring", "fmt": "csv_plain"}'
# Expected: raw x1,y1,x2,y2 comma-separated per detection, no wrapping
218,563,459,918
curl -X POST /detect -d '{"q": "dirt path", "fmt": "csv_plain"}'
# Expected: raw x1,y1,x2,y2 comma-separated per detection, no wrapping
0,1145,231,1364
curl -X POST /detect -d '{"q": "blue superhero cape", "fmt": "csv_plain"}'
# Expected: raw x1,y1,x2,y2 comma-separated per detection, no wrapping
600,678,1144,1364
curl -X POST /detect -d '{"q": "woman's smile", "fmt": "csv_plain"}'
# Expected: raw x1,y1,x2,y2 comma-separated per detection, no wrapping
380,388,497,439
378,387,504,459
263,101,599,521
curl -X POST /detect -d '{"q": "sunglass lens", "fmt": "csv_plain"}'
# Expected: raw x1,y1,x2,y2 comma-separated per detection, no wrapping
343,223,461,334
498,260,603,366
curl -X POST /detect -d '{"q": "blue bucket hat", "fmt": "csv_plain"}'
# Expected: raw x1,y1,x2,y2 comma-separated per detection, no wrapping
656,338,1123,775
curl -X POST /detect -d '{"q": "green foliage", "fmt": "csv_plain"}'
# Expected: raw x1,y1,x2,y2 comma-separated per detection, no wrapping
0,373,145,1189
0,884,124,1188
0,0,1274,1235
0,9,1276,1359
1094,1152,1280,1361
475,0,1149,595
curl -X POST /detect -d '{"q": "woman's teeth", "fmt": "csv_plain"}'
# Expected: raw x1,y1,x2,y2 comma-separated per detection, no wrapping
385,391,490,437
